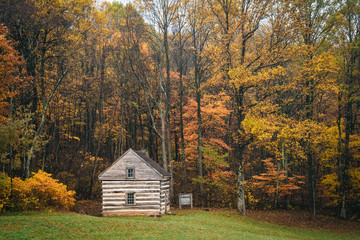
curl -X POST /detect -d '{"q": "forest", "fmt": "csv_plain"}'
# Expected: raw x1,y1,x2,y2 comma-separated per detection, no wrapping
0,0,359,219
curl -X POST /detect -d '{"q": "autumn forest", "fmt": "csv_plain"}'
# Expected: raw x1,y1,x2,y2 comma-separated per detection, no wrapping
0,0,359,219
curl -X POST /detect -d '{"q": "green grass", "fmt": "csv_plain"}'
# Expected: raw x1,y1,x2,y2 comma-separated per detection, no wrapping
0,210,358,240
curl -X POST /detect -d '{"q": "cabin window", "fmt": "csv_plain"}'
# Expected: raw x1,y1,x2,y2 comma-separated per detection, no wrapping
126,168,134,179
126,193,135,205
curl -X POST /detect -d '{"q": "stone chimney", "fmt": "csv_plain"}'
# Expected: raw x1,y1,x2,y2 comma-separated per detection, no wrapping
138,149,149,156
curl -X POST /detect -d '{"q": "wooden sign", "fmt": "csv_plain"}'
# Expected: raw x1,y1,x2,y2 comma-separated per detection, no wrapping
179,193,193,209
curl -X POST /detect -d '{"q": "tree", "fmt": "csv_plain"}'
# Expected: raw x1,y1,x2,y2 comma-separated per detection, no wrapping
290,0,337,215
335,0,360,218
136,0,181,197
183,93,234,206
171,0,191,192
206,0,292,214
187,0,213,200
0,24,24,123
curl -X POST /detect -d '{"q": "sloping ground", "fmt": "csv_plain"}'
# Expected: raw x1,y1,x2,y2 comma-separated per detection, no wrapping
247,209,360,231
0,210,359,240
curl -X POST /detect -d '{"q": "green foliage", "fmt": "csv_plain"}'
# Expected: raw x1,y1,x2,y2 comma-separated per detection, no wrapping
0,106,44,171
0,175,10,211
199,145,236,208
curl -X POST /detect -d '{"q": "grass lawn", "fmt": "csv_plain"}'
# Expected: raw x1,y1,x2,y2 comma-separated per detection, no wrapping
0,210,359,240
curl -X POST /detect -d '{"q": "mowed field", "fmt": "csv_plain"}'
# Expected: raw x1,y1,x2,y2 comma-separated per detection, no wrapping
0,210,359,240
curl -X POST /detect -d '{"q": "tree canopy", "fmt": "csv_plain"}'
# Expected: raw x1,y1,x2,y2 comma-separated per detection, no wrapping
0,0,359,219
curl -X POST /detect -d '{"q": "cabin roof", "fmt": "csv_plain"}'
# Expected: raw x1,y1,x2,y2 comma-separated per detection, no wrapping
98,148,170,180
133,150,171,177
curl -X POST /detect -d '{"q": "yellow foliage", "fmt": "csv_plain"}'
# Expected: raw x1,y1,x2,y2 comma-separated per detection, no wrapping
245,191,259,206
26,170,76,210
0,170,75,212
321,173,340,207
321,168,360,208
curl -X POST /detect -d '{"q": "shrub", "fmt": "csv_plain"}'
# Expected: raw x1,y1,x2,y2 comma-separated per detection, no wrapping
0,170,75,212
25,170,76,210
0,175,10,211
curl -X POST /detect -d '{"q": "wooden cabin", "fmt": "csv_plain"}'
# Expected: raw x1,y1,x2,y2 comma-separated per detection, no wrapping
98,148,171,216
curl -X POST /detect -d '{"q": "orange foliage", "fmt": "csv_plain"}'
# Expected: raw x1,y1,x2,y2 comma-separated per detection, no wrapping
0,24,24,123
182,93,236,207
252,158,304,198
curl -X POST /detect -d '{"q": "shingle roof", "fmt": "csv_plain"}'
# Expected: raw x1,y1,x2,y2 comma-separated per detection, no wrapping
134,150,171,177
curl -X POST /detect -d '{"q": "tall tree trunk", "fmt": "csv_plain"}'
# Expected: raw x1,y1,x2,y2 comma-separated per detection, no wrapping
196,88,204,198
275,156,280,209
120,104,124,156
192,19,204,199
167,119,174,198
340,95,353,218
164,11,173,199
307,147,316,215
89,45,106,198
161,115,167,171
235,87,246,215
283,143,290,209
25,63,74,178
237,149,246,215
179,57,187,192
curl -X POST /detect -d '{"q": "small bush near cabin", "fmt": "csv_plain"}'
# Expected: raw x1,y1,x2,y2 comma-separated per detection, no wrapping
0,170,75,212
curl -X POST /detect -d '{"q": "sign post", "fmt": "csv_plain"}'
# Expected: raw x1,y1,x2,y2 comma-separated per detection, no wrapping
179,193,193,209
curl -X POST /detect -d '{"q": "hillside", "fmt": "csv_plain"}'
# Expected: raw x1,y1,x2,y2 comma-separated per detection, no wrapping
0,210,359,240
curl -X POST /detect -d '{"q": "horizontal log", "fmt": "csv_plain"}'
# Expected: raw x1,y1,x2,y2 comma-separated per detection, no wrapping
103,212,161,216
102,209,161,215
102,202,159,207
103,199,160,203
103,192,159,197
102,193,125,197
136,198,160,202
103,197,159,202
102,187,159,191
103,206,161,210
103,202,160,207
105,196,159,199
102,189,160,193
102,185,160,189
100,177,162,181
102,181,160,185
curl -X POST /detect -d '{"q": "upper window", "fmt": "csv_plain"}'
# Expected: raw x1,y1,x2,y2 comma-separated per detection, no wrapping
126,168,134,179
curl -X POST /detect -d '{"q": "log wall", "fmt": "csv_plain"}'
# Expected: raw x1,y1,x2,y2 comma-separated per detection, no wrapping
101,180,162,216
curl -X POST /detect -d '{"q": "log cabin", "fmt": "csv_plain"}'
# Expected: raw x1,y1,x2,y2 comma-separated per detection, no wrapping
98,148,171,216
